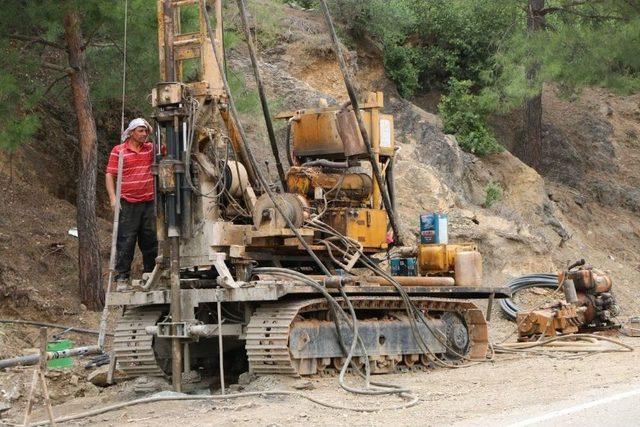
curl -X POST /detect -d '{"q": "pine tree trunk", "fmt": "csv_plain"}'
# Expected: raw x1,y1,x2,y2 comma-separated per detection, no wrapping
522,0,545,170
64,9,104,310
523,86,542,169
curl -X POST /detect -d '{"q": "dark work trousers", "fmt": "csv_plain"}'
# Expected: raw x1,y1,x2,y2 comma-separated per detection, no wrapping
115,199,157,280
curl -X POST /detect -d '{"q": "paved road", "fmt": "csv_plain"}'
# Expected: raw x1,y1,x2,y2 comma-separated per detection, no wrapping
458,384,640,427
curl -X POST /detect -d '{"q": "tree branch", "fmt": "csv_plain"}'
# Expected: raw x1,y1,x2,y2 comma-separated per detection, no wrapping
540,0,624,20
544,7,626,20
42,62,75,75
84,41,119,49
81,22,104,50
7,33,64,50
623,0,640,12
42,73,70,97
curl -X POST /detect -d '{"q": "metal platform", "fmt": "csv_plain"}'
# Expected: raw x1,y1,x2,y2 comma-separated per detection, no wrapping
106,280,511,307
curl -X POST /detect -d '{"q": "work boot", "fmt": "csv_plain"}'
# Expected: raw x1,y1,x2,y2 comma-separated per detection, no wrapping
115,277,130,292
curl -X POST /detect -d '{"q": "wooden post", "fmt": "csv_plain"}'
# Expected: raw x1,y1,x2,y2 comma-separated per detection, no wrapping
22,328,56,426
107,350,117,385
22,370,38,426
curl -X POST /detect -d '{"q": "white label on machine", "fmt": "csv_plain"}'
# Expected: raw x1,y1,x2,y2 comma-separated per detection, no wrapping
437,215,448,244
379,118,392,148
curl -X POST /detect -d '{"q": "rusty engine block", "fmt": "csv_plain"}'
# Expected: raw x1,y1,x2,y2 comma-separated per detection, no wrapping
517,260,619,339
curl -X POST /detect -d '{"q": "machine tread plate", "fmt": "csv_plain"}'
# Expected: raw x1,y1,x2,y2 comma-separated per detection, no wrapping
246,296,487,377
113,307,166,377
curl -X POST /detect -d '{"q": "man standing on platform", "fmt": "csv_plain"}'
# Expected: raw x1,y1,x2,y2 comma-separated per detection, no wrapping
105,118,157,290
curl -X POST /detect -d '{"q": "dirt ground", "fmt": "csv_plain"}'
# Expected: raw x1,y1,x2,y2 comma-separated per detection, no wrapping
3,333,638,426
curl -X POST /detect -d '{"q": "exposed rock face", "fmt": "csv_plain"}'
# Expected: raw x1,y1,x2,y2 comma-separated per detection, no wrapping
388,99,558,281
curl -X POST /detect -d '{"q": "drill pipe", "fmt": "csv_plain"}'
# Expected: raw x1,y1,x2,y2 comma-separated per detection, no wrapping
0,345,101,370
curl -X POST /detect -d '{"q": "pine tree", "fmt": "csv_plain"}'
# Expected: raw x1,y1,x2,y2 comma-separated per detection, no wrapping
0,0,159,310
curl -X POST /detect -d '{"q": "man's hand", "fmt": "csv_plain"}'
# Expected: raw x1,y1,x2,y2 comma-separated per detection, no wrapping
106,173,117,211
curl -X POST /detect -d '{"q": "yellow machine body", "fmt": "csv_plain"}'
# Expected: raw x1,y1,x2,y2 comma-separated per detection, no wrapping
288,93,395,160
418,243,478,274
277,92,395,251
325,208,388,249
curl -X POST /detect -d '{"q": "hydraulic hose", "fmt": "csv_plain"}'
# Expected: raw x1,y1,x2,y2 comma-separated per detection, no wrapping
253,267,411,396
498,274,560,321
23,390,420,426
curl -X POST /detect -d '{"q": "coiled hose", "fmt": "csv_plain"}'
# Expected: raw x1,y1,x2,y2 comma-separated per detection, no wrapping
499,274,559,321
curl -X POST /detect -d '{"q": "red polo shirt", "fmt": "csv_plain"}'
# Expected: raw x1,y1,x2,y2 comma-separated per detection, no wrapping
106,139,155,203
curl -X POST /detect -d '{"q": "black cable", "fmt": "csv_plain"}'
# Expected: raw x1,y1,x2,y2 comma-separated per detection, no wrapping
200,0,332,276
236,0,286,189
318,0,403,245
498,274,559,321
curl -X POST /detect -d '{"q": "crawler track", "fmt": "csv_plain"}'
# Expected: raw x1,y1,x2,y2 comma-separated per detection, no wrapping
113,307,166,377
246,297,487,376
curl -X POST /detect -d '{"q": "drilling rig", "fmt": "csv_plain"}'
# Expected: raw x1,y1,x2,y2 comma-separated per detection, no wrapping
107,0,510,391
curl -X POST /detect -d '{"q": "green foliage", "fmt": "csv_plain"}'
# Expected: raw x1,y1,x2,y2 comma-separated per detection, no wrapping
483,181,503,208
227,67,261,114
0,54,41,151
439,79,502,156
0,116,41,152
383,45,424,98
482,3,640,107
0,0,162,152
413,0,519,89
224,0,285,50
334,0,517,97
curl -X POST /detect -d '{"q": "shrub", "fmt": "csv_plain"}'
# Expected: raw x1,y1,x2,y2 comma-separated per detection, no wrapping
383,45,423,98
483,181,503,208
332,0,517,98
438,79,503,156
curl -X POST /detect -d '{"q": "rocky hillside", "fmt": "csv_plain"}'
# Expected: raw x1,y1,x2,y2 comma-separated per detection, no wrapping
231,2,640,316
1,0,639,327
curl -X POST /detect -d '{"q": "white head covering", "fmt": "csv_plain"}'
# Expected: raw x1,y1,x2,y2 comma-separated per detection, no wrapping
121,118,153,142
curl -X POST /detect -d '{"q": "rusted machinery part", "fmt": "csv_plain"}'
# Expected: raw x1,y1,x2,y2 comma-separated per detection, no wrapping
113,307,166,378
307,274,455,287
246,297,487,376
252,192,307,229
499,274,559,321
568,268,612,293
287,167,373,201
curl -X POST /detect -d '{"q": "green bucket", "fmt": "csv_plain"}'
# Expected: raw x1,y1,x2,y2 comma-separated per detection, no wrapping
46,340,73,369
